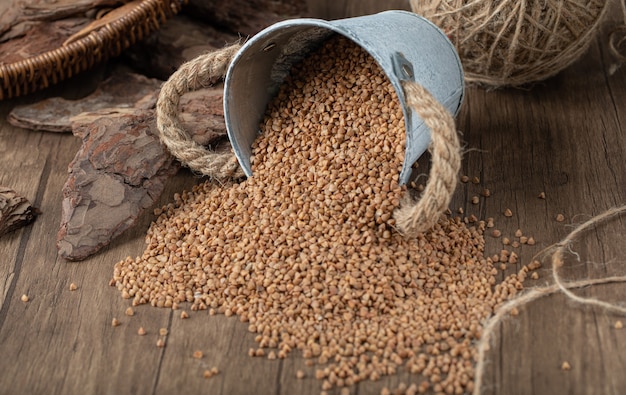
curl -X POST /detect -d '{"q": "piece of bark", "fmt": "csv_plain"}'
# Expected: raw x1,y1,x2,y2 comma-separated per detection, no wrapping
19,0,129,22
122,0,304,81
0,0,128,43
121,14,239,79
8,71,162,132
0,21,40,43
178,88,228,145
68,86,227,145
0,0,23,38
0,18,90,64
57,109,179,261
185,0,306,36
57,86,229,261
0,187,39,237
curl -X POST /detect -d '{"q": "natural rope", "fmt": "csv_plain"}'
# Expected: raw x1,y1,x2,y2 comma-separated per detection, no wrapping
474,204,626,395
156,43,245,179
393,81,461,237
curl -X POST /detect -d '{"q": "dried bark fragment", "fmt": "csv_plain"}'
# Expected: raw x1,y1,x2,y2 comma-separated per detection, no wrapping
0,18,90,63
121,15,239,79
69,86,227,144
0,187,39,236
123,0,303,80
57,86,229,261
178,88,227,145
19,0,128,22
57,110,179,261
185,0,305,36
0,0,128,40
8,71,162,132
0,0,24,38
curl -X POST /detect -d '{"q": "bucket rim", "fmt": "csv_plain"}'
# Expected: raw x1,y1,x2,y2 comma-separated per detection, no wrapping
224,10,465,183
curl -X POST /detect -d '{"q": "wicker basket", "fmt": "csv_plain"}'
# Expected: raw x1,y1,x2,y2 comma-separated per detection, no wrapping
0,0,185,100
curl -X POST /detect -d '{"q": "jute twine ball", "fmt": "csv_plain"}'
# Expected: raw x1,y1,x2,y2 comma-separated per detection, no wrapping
411,0,610,87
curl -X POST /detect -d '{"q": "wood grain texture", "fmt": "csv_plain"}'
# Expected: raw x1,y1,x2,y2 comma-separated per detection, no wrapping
1,1,626,394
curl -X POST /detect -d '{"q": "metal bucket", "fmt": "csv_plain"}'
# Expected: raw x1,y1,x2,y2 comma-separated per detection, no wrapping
223,10,464,185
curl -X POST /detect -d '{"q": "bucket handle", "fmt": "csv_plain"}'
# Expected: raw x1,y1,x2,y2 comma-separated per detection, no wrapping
156,43,245,179
393,81,461,237
156,46,461,237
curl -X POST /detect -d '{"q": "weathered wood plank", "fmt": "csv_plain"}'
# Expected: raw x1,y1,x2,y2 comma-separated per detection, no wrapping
0,105,60,312
0,87,203,394
0,126,202,394
153,313,282,395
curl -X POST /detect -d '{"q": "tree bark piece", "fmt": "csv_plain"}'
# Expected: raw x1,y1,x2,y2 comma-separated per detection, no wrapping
0,18,90,63
185,0,305,36
0,187,39,237
121,14,239,79
8,71,162,132
178,88,227,145
57,86,229,261
0,0,129,39
57,109,179,261
123,0,304,81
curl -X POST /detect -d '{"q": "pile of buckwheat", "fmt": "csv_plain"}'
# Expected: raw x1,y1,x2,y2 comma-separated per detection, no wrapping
112,35,531,394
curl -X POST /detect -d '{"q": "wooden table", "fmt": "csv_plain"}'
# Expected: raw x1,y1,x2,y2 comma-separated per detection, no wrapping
1,2,626,395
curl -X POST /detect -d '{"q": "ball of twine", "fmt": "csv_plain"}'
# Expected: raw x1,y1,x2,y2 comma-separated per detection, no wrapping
156,46,461,237
411,0,610,87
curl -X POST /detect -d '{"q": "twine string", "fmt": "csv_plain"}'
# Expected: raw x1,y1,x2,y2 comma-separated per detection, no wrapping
156,43,245,179
551,206,626,315
474,205,626,395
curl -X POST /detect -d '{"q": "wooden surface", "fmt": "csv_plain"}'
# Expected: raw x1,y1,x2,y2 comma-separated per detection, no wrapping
2,2,626,395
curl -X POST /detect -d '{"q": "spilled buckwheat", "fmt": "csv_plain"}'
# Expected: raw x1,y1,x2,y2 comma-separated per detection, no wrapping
112,36,529,393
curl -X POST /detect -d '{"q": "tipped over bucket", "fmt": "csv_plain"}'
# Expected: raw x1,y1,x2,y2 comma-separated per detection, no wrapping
223,10,464,185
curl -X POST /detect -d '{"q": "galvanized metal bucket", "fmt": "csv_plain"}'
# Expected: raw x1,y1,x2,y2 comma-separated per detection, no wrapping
223,10,464,185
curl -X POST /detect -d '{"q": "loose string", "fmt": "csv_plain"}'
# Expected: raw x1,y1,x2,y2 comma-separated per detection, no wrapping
474,205,626,395
393,81,461,237
156,43,245,179
551,206,626,315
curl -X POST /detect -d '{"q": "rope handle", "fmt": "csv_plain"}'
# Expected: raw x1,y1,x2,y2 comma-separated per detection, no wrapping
156,47,461,236
156,43,245,179
393,81,461,237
